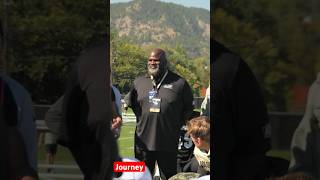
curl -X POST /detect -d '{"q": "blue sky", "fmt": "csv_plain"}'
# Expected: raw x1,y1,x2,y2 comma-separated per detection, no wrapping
110,0,210,11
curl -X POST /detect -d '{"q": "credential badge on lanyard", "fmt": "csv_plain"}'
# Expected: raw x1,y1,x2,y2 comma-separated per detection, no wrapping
149,71,168,113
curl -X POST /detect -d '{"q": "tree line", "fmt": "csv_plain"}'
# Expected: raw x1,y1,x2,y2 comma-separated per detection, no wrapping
111,31,209,96
0,0,209,104
213,0,320,111
1,0,108,104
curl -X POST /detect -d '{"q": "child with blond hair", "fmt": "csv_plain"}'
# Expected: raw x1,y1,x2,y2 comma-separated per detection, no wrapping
186,116,210,176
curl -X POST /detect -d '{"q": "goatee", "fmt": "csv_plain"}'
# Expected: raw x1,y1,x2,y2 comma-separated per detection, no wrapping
148,67,159,78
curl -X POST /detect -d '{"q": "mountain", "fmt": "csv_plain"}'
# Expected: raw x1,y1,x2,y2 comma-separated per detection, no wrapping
110,0,210,57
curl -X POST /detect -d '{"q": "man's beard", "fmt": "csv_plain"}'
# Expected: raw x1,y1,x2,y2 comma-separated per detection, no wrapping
148,64,165,79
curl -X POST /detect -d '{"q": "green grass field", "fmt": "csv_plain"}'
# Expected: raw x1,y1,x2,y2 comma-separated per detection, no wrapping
117,122,135,157
37,119,290,165
267,150,290,161
38,122,136,164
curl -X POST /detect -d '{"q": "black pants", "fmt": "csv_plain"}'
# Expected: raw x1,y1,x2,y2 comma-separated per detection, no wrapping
68,128,119,180
135,144,177,180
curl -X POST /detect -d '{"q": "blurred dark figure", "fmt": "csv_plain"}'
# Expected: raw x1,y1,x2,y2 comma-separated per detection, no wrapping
43,96,61,173
0,77,38,180
212,39,271,180
44,134,57,173
57,43,120,180
0,73,38,170
1,19,38,180
44,87,122,176
46,87,122,137
289,73,320,178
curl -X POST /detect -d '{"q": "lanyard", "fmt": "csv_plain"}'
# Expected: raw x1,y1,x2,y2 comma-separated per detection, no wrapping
151,70,168,91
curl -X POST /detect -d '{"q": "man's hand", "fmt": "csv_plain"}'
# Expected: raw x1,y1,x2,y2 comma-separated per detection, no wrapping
111,116,122,139
111,116,122,130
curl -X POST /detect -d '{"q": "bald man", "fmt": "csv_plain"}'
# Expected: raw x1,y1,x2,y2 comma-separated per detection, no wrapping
125,48,194,180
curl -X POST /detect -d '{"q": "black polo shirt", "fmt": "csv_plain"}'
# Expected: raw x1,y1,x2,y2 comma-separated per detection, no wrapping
129,70,194,152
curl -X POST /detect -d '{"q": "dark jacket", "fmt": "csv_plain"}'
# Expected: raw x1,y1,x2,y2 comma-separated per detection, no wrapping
58,44,119,180
212,40,270,180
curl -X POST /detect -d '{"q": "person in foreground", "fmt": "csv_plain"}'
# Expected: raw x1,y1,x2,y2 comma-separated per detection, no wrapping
0,76,38,180
58,43,120,180
213,39,271,179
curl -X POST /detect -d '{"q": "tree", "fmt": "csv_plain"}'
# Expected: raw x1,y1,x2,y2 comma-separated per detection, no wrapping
111,32,207,96
213,0,320,111
3,0,108,103
111,31,146,93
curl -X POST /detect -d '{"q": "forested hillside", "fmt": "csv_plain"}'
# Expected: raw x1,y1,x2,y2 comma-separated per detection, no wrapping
111,0,210,57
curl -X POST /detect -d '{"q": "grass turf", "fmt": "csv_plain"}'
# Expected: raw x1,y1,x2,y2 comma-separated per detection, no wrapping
38,119,290,166
38,122,136,164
